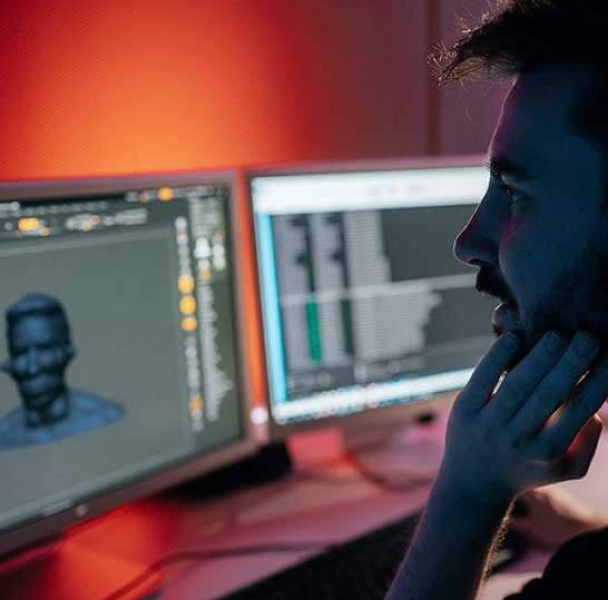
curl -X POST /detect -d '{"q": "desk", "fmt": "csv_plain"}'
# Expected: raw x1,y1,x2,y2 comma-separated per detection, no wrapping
4,406,608,600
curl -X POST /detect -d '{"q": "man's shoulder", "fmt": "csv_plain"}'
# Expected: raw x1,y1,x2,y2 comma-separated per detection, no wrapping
505,527,608,599
71,391,124,422
545,525,608,570
0,407,53,449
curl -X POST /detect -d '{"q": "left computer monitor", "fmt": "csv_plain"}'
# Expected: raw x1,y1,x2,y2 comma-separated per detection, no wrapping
0,171,255,557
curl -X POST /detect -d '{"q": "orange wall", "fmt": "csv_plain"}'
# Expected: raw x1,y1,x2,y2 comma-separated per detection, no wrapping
0,1,506,409
0,1,432,181
0,1,437,409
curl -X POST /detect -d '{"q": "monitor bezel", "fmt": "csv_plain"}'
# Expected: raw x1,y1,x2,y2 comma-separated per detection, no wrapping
0,169,257,557
245,154,487,440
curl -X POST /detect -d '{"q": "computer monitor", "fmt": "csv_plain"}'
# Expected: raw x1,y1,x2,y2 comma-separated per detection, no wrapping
0,171,255,557
248,155,497,438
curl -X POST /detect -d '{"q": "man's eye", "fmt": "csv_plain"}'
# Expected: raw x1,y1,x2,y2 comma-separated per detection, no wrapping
498,183,522,205
499,183,513,198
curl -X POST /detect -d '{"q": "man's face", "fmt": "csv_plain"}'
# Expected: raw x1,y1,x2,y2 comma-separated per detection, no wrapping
5,314,72,411
453,64,608,362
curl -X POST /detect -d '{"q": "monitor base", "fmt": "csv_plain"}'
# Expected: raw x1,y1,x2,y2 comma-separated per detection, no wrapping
0,535,162,600
175,442,293,500
343,407,449,489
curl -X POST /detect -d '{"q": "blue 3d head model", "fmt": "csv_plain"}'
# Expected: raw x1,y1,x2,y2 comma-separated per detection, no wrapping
0,293,124,450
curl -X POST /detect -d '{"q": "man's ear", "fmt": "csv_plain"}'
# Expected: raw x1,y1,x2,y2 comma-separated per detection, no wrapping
65,343,75,362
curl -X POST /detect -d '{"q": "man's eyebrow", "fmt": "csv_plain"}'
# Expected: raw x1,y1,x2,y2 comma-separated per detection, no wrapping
484,156,531,181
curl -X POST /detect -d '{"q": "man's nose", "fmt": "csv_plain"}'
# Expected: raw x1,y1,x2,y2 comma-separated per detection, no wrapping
25,349,41,375
452,205,498,267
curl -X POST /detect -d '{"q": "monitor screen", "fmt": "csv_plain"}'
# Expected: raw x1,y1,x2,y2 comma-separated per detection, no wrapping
250,158,497,430
0,173,253,553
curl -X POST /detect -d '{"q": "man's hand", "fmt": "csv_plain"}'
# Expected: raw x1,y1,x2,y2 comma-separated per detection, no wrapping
438,331,608,509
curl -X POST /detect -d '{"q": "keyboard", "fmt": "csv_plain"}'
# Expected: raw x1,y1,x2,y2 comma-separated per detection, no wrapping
214,511,527,600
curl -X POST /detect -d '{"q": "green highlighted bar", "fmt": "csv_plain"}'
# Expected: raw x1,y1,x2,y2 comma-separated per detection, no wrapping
305,301,322,363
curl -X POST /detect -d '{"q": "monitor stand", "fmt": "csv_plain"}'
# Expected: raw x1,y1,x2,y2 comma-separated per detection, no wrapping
342,405,450,490
0,534,162,600
175,441,293,499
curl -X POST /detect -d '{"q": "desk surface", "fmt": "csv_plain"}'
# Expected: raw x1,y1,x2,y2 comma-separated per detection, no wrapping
4,405,608,600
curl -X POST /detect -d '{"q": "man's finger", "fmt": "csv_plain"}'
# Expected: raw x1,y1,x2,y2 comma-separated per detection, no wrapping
508,332,599,439
491,331,570,424
457,333,521,413
536,352,608,460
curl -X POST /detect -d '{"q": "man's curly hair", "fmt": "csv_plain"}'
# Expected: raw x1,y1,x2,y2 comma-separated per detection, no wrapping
431,1,608,157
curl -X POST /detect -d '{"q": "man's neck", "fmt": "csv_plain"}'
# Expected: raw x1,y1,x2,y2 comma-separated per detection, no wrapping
24,390,70,428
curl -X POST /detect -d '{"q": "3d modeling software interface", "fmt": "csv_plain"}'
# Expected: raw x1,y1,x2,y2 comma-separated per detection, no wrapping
0,182,244,533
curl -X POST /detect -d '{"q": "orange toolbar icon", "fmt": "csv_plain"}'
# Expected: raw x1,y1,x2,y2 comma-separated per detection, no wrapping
181,316,197,332
178,274,195,294
189,395,204,412
18,218,41,232
158,187,174,202
180,295,196,316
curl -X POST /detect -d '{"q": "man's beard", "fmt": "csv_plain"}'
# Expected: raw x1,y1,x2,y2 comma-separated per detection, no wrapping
495,236,608,371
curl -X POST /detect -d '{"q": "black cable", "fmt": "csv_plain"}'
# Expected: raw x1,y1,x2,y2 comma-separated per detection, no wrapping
102,541,337,600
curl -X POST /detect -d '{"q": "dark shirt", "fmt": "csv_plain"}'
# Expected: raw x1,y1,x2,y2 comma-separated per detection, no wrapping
505,527,608,599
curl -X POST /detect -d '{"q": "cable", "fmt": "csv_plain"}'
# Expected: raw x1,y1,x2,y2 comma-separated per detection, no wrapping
102,541,336,600
343,449,435,493
103,467,432,599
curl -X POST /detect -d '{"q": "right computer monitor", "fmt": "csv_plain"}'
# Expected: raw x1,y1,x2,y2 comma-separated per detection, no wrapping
248,156,497,435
